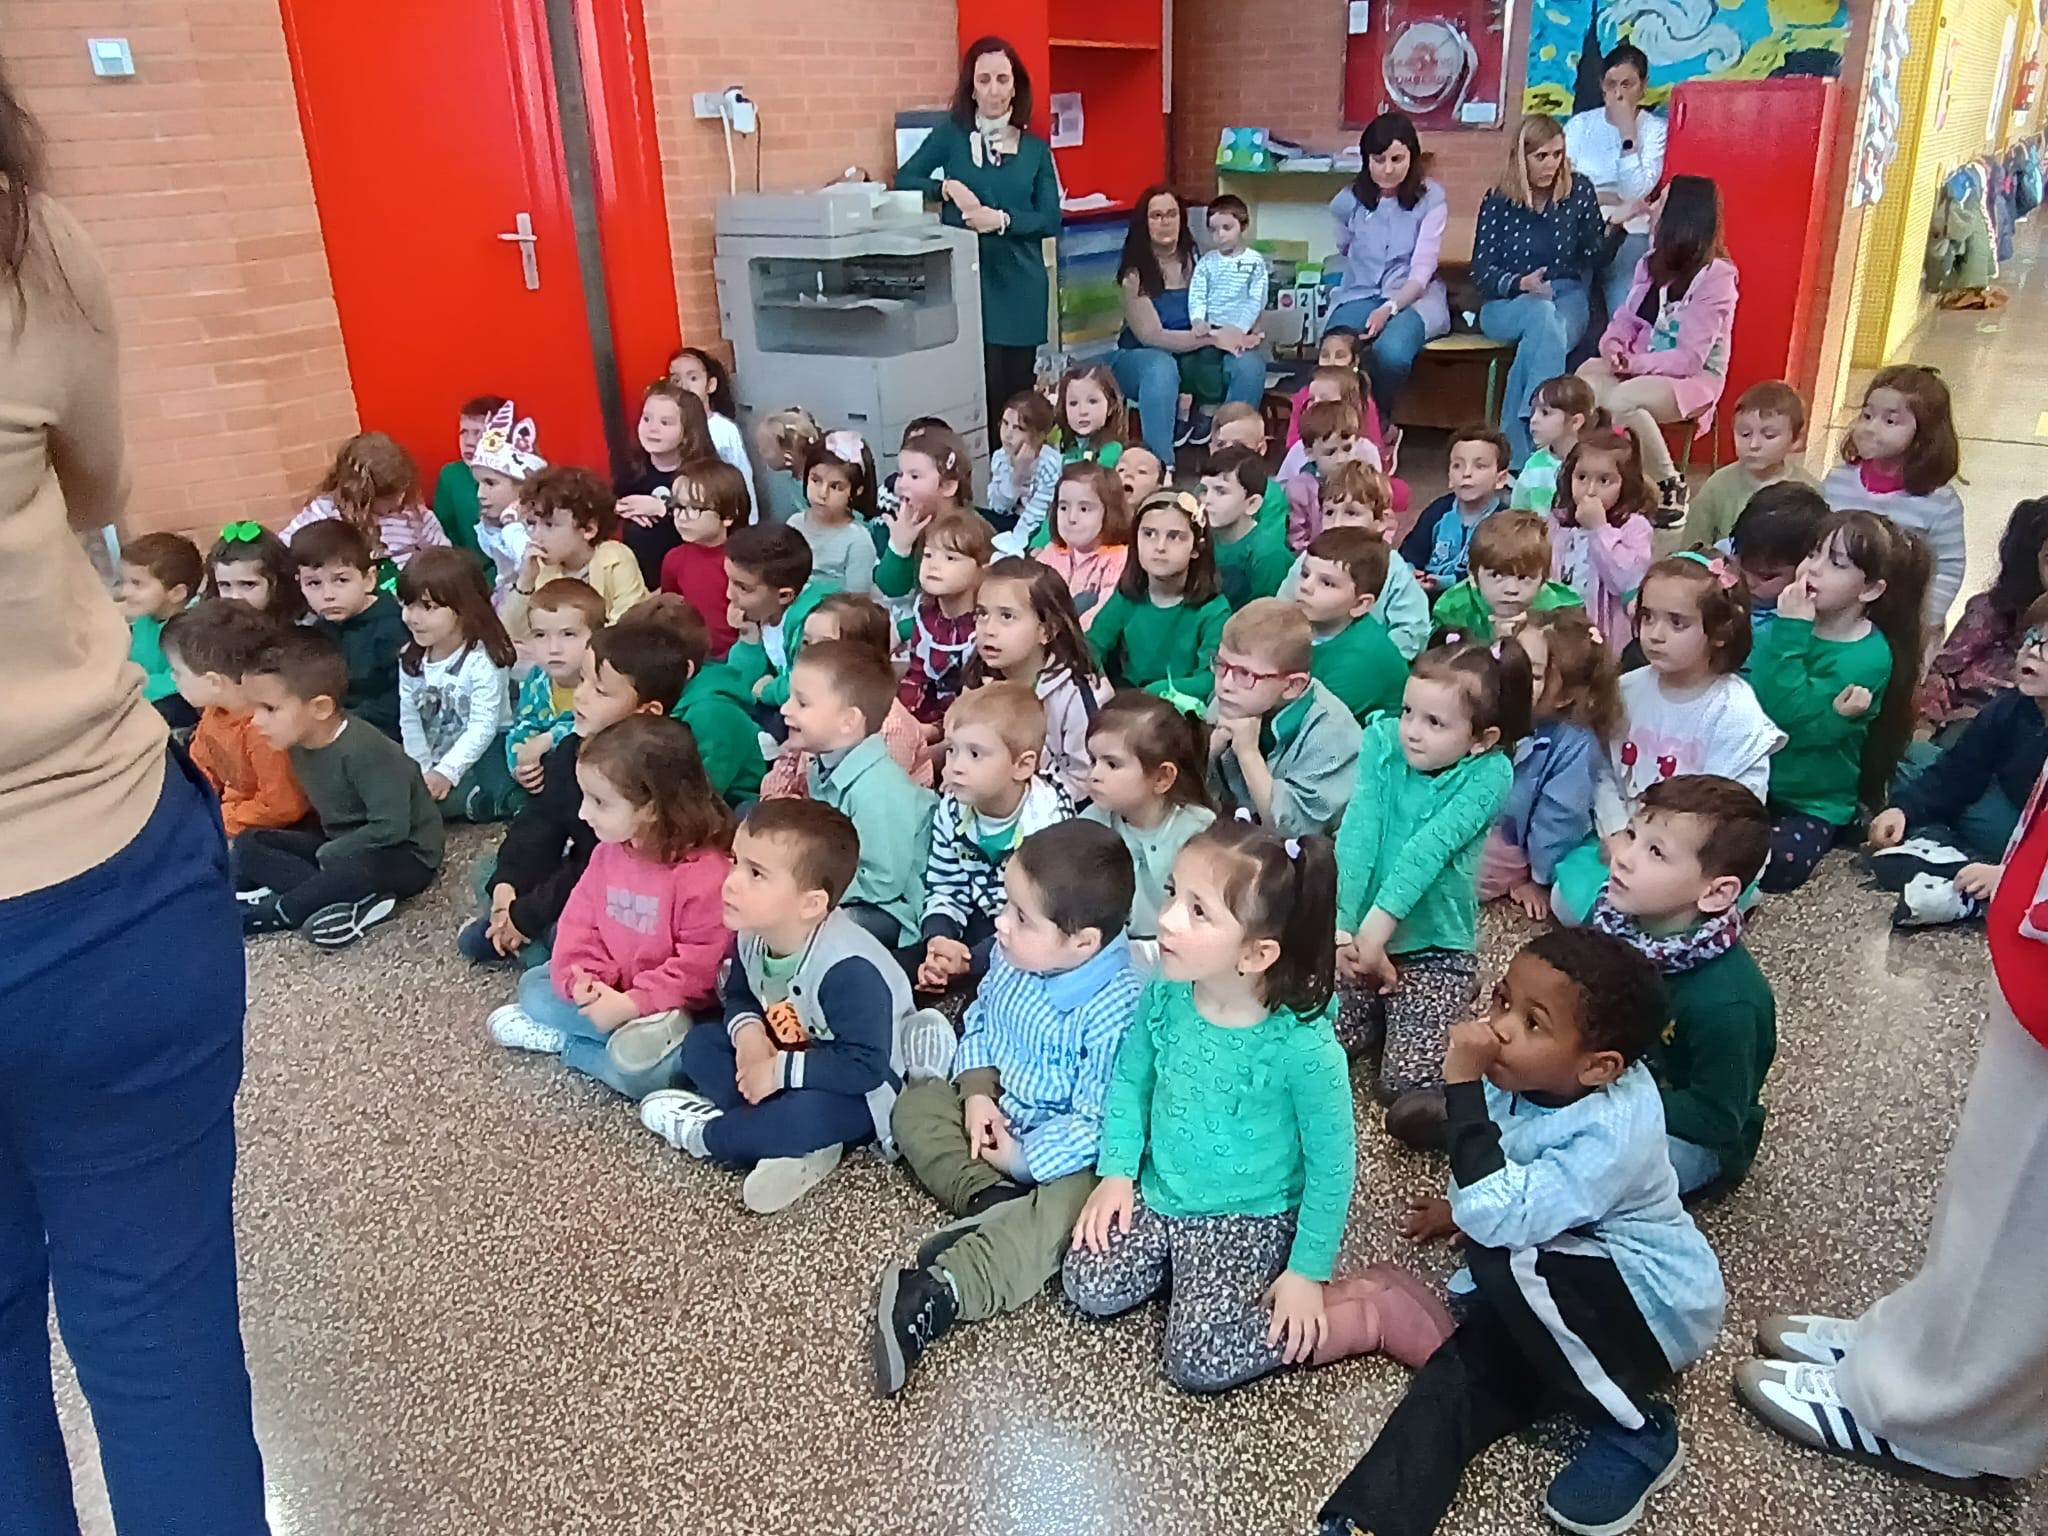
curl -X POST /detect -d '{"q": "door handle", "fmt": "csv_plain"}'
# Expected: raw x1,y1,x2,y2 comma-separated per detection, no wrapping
497,211,539,290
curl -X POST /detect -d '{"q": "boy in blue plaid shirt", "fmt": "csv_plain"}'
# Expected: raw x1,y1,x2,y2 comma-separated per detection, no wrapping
875,819,1145,1395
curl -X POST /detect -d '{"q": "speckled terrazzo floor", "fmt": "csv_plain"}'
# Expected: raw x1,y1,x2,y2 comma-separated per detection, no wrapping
51,828,2036,1536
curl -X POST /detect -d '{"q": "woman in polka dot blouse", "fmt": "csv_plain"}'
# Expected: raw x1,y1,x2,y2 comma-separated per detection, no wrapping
1472,114,1612,467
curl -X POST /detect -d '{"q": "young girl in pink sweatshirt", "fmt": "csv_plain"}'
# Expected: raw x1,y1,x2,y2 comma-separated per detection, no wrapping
486,714,734,1098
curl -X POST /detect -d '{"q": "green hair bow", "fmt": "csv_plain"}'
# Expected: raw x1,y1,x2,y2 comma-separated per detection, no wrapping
218,521,264,542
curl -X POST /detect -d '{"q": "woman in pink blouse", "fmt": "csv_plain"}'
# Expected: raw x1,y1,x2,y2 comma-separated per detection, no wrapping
1578,174,1739,525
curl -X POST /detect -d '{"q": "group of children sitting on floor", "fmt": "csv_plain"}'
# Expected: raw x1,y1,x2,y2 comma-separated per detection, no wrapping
108,330,2037,1536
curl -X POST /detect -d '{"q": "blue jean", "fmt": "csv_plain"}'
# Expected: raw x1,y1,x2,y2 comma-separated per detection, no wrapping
0,752,267,1536
517,963,682,1100
1601,230,1650,323
1667,1136,1723,1195
1111,343,1266,463
1324,297,1429,419
1479,284,1591,465
678,1022,876,1165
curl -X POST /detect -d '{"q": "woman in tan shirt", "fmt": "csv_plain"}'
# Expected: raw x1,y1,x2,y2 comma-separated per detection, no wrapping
0,67,267,1529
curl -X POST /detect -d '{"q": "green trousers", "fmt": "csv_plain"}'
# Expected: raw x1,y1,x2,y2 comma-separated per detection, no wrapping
891,1077,1097,1322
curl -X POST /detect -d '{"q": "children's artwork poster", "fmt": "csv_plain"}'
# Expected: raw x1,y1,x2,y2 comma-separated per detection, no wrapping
1522,1,1851,117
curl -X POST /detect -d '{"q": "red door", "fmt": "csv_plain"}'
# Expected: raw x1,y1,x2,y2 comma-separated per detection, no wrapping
281,0,666,477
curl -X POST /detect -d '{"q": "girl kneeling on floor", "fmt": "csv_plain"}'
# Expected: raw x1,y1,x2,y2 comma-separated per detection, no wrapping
1063,820,1451,1393
487,715,734,1098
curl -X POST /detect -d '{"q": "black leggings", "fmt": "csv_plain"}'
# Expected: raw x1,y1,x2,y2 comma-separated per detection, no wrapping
1761,807,1841,893
984,343,1039,428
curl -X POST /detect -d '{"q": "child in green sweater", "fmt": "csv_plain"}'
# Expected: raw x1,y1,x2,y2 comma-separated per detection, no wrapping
237,629,444,949
1089,489,1232,708
1595,774,1777,1193
1202,446,1291,607
118,532,204,731
1067,819,1440,1392
1679,379,1819,550
1295,528,1409,723
1751,509,1931,892
724,522,837,719
1336,641,1524,1147
1055,362,1127,472
1428,508,1582,645
631,594,765,805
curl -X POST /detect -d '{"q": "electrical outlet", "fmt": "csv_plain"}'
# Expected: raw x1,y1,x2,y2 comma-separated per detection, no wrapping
693,91,723,120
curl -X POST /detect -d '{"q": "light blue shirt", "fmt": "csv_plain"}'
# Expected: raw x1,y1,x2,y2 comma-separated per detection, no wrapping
954,935,1146,1183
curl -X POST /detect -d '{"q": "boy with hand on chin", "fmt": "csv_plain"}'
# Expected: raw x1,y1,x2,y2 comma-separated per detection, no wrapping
1293,529,1409,723
782,639,937,949
1592,774,1777,1195
917,682,1075,996
1319,929,1725,1536
638,798,926,1215
878,820,1146,1394
1208,599,1362,839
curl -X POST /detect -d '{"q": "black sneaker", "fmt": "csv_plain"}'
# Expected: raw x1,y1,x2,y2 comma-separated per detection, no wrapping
303,894,398,950
873,1263,958,1396
241,899,296,937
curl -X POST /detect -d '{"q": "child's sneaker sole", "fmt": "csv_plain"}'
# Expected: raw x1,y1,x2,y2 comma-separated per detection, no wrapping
606,1010,691,1075
742,1144,842,1213
303,894,397,949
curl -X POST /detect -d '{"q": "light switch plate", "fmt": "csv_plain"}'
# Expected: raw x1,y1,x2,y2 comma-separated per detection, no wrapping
88,37,136,77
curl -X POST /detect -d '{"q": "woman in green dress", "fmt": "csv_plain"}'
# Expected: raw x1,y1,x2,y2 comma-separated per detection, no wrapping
896,35,1061,427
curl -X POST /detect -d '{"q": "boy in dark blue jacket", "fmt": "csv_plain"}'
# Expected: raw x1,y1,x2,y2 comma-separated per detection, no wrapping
1868,601,2048,927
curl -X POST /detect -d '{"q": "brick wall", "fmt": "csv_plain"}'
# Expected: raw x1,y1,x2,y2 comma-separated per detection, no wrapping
7,1,357,542
1171,1,1528,226
638,0,957,353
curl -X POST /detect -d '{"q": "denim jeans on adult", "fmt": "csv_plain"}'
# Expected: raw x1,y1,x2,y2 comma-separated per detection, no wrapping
1110,343,1266,463
1600,230,1651,324
1479,282,1591,466
515,962,682,1100
0,750,267,1536
1323,297,1429,421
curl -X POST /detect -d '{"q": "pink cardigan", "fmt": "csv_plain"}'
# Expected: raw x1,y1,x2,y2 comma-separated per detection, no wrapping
1037,541,1130,629
1550,514,1653,653
1598,256,1739,429
549,841,733,1017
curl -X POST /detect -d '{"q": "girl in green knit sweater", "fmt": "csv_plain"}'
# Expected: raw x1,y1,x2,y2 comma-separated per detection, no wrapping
1088,489,1232,707
1336,642,1527,1148
1065,819,1452,1391
1752,509,1931,893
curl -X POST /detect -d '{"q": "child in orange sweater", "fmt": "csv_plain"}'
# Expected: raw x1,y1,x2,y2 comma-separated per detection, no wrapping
162,600,311,838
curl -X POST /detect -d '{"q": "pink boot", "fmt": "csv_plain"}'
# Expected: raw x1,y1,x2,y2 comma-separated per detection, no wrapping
1313,1262,1455,1370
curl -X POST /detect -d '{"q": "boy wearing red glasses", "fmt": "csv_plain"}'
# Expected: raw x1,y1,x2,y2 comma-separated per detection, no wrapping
1207,598,1362,838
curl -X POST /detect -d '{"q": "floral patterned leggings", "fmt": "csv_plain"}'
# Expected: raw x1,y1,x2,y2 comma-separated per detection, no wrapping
1337,948,1480,1099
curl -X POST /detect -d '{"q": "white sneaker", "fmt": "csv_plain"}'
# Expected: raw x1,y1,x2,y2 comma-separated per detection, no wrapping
638,1089,721,1156
487,1004,568,1054
1735,1361,1981,1484
1755,1312,1858,1365
1892,872,1983,929
900,1007,958,1083
743,1143,843,1213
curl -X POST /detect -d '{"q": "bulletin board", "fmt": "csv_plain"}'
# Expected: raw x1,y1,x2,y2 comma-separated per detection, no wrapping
1343,0,1517,130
